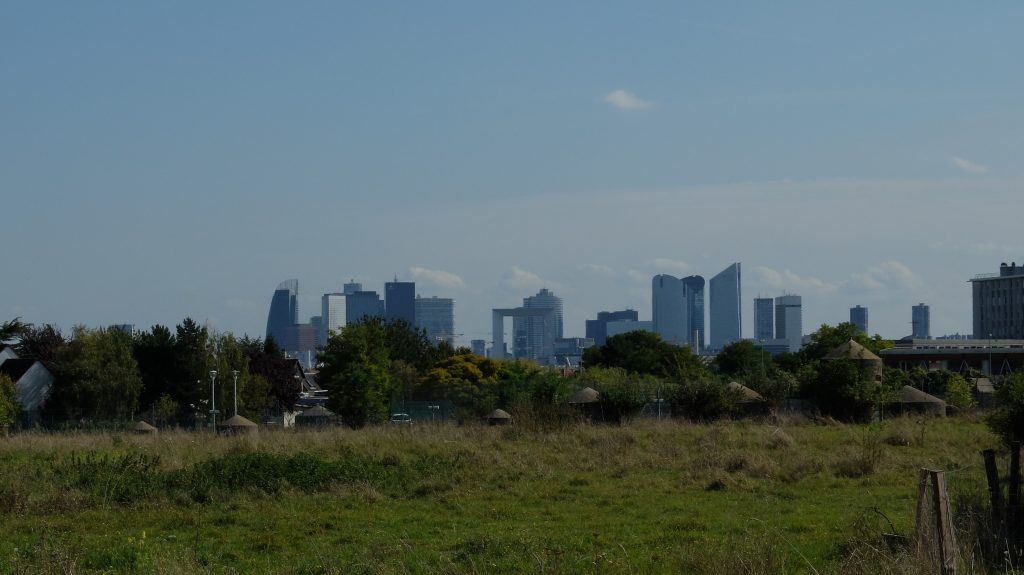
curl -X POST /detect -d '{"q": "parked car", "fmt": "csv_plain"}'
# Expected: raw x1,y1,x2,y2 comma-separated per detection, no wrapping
389,413,413,425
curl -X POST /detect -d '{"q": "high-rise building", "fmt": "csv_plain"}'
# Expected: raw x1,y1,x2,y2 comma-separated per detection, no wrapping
320,293,347,347
709,263,742,350
971,263,1024,339
681,275,706,351
284,324,317,369
470,339,486,357
343,281,362,295
266,279,298,347
512,288,563,363
775,295,803,353
912,303,931,339
754,297,774,341
850,305,868,334
415,296,455,345
346,291,384,324
606,320,653,338
385,280,416,325
586,309,639,346
652,275,689,346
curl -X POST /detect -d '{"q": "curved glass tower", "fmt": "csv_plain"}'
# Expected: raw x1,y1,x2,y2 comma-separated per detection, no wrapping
266,279,298,347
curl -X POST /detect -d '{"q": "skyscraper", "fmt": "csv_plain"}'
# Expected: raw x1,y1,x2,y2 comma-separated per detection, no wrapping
385,280,416,325
754,297,774,341
652,275,689,346
681,275,706,351
346,291,384,324
510,288,563,364
850,305,868,334
266,279,298,347
415,296,455,345
709,263,742,350
320,293,347,347
586,309,639,346
971,263,1024,339
775,295,803,353
912,303,930,339
343,281,362,295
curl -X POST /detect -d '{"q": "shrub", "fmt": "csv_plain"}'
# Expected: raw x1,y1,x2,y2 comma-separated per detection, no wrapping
988,372,1024,444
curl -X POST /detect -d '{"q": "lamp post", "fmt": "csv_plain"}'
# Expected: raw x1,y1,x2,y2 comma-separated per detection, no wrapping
209,370,218,429
989,333,994,376
232,369,239,417
428,404,439,423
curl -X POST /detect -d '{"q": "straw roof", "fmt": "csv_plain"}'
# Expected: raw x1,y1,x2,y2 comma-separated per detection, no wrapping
973,378,995,394
898,385,945,405
726,381,765,403
132,420,157,433
567,387,600,404
220,414,258,427
486,409,512,420
824,340,882,361
297,405,335,418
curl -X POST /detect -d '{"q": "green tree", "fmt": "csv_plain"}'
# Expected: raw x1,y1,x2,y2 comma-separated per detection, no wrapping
319,321,392,427
583,331,708,381
988,373,1024,444
714,340,776,378
943,373,976,411
418,353,504,416
576,366,659,423
799,322,894,364
670,379,742,421
46,327,144,421
15,324,66,364
0,317,30,346
0,373,19,428
134,325,181,412
801,358,885,421
243,336,299,411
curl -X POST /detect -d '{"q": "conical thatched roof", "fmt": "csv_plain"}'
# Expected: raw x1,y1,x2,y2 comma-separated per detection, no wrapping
726,381,765,403
899,385,945,404
297,405,335,418
486,409,512,420
220,414,258,427
824,340,882,361
132,420,157,433
568,387,600,404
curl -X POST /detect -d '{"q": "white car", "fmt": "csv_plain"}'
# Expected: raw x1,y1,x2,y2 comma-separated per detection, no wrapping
389,413,413,425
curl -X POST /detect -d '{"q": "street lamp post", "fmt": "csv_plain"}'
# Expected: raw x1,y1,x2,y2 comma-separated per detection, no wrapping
989,333,994,376
209,370,219,429
232,369,239,417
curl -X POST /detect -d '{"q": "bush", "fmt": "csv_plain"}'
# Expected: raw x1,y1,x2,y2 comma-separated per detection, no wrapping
671,380,741,421
988,372,1024,444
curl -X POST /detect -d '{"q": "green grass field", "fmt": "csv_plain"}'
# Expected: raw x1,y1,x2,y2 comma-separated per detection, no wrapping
0,416,1007,574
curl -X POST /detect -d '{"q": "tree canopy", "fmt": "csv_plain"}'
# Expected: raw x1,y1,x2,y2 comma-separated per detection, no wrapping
583,330,708,381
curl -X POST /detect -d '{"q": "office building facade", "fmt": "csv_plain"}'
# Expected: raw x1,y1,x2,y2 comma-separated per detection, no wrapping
586,309,639,346
912,303,931,339
346,291,384,325
415,296,455,345
681,275,706,352
850,305,868,334
972,263,1024,339
266,279,299,347
754,297,774,341
709,263,742,350
652,275,689,346
511,288,563,363
385,280,416,325
775,295,803,353
320,293,347,347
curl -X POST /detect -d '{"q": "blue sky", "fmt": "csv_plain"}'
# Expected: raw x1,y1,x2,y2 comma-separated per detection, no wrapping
4,2,1023,344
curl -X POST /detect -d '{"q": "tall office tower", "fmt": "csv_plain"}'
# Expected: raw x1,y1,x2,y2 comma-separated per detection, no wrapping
266,279,299,347
912,303,931,339
709,263,742,350
652,275,689,346
346,291,384,325
415,296,455,345
850,305,868,334
284,324,317,369
585,309,639,346
385,280,416,325
754,297,774,341
319,293,347,347
509,288,563,363
310,316,323,346
681,275,706,351
470,339,486,357
971,262,1024,339
775,295,803,353
343,281,362,295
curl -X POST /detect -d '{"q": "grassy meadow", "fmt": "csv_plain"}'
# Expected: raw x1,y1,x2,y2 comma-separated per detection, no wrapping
0,416,1010,574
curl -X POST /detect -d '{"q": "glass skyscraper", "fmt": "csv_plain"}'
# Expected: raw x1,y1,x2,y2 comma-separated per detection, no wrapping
754,297,774,341
266,279,298,347
709,263,742,350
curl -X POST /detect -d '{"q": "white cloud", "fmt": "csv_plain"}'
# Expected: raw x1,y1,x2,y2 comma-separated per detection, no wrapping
409,266,465,289
500,266,546,291
648,258,691,275
849,261,921,291
754,266,840,294
951,156,989,175
580,263,616,276
603,89,653,111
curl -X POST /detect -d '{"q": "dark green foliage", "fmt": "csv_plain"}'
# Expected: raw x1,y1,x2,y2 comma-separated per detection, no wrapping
583,330,708,381
133,325,180,412
670,380,742,421
0,317,30,345
52,452,163,503
45,327,144,421
714,340,775,379
244,336,298,411
988,372,1024,444
0,373,18,427
320,320,393,427
798,322,894,364
801,358,882,421
14,324,66,364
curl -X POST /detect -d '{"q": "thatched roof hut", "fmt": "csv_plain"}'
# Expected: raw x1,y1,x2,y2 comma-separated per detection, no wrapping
296,405,335,427
567,387,600,404
973,378,995,409
891,385,946,417
825,340,884,382
726,381,765,403
219,414,258,434
132,420,157,434
485,409,512,426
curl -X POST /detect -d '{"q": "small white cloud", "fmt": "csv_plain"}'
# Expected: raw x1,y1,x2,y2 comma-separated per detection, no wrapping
500,266,546,291
951,156,989,175
755,266,840,294
409,266,465,289
603,89,653,111
648,258,691,274
850,261,921,291
580,263,616,276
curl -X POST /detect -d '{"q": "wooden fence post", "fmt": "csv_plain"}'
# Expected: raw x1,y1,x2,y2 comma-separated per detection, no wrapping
1011,442,1022,551
914,468,930,548
929,470,958,575
983,449,1005,537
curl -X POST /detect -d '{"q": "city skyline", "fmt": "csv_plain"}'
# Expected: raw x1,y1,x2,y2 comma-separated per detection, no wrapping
5,4,1021,346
